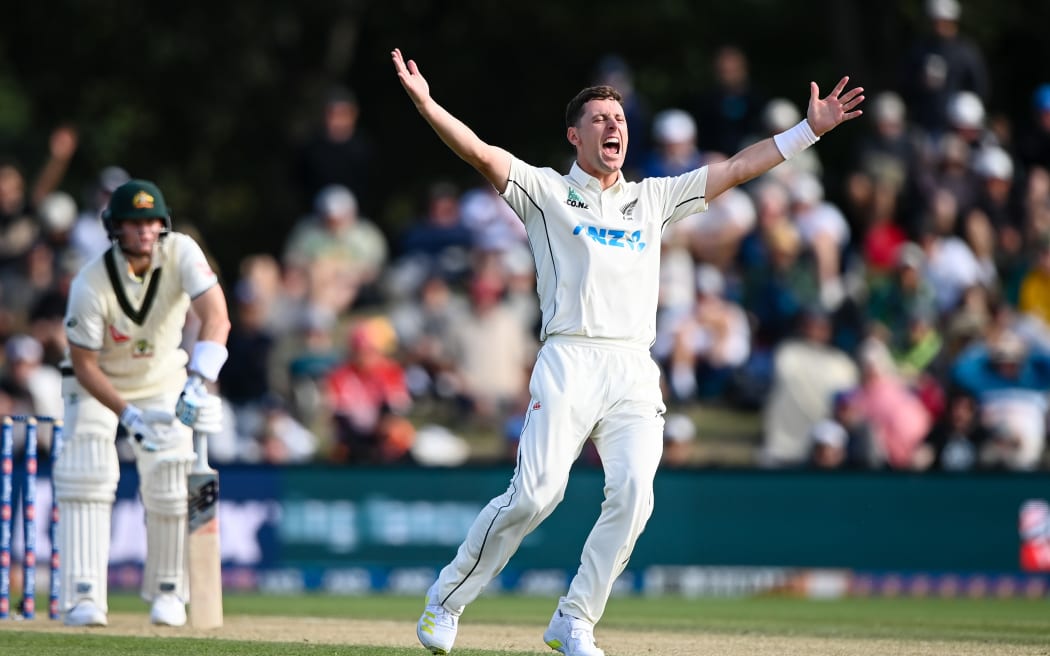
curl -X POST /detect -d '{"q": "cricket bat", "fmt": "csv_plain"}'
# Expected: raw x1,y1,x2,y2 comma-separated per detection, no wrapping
187,431,223,628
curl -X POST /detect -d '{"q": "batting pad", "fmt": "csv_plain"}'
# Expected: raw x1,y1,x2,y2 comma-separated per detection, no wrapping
53,432,120,503
58,500,112,613
140,455,194,601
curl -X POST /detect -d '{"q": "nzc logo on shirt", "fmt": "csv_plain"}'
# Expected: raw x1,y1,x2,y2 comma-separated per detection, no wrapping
565,188,589,210
573,224,647,252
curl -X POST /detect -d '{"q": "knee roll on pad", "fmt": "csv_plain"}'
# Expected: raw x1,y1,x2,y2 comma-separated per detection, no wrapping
140,454,195,515
53,433,120,503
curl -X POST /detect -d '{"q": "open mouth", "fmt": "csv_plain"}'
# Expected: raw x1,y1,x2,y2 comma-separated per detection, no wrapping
602,137,621,155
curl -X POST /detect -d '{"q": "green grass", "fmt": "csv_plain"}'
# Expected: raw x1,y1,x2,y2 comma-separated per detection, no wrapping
2,593,1049,655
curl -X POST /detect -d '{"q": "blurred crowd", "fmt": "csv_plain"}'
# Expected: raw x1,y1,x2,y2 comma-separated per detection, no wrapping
3,0,1050,471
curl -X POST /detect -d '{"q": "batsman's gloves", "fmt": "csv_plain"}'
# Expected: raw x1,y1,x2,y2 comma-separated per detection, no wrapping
175,375,224,435
119,404,180,452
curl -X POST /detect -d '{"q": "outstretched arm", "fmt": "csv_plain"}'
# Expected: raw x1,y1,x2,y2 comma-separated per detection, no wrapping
392,48,512,193
705,76,864,201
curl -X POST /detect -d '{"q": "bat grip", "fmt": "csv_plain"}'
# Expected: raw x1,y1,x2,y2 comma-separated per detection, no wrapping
192,431,210,472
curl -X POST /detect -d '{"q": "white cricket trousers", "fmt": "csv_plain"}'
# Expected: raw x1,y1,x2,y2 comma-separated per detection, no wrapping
432,335,666,624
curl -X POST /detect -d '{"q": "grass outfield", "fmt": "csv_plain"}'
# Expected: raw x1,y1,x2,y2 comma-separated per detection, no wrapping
1,592,1048,655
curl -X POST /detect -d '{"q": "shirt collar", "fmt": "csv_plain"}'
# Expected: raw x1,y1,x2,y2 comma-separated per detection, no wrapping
112,242,163,280
568,161,625,193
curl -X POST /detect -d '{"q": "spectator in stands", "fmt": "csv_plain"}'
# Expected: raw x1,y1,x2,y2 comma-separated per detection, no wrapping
641,109,704,178
675,152,757,268
591,53,651,177
0,126,78,271
388,269,470,406
255,394,320,464
966,145,1026,290
0,334,62,450
1018,234,1050,329
397,181,474,281
689,44,766,158
654,264,750,403
283,184,388,314
293,86,375,216
459,175,528,255
445,266,537,429
850,337,933,470
218,278,277,444
1018,83,1050,173
758,307,859,467
69,166,130,266
844,91,925,240
916,189,983,313
740,184,822,347
787,172,851,311
753,98,822,186
808,418,850,470
865,242,939,353
899,0,990,139
916,388,990,471
951,329,1050,470
324,317,413,464
661,413,697,468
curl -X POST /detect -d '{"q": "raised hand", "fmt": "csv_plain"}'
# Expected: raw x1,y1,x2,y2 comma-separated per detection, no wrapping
391,48,431,108
806,76,864,136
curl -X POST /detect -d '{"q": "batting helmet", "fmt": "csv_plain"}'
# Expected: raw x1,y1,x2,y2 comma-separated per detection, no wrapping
101,179,172,238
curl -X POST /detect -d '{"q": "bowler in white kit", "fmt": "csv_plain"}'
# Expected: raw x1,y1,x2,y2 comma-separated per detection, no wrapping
57,179,229,627
392,47,864,656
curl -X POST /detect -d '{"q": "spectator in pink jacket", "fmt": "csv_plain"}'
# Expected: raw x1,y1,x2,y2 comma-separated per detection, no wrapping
851,337,933,469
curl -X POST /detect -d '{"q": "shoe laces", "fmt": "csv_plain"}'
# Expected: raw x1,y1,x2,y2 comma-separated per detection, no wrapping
425,604,458,630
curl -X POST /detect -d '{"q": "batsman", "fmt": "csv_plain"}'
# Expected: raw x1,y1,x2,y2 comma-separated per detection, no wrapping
57,179,230,627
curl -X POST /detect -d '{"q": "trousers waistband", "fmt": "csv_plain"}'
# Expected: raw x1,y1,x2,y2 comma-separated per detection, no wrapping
543,334,651,354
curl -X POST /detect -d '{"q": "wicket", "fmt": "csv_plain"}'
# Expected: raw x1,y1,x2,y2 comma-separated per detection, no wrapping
1,415,63,620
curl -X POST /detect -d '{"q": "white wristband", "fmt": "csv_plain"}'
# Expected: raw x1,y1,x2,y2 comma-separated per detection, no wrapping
189,340,228,382
773,119,820,160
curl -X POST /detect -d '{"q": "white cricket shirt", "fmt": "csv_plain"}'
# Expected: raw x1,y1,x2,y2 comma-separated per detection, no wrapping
64,232,219,397
502,158,708,349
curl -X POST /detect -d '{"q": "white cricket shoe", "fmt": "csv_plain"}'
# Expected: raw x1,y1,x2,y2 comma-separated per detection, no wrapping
64,601,108,627
150,593,187,627
543,608,605,656
416,585,459,655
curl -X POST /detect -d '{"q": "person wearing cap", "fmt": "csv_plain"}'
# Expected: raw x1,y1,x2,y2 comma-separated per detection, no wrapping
641,108,704,178
900,0,989,138
282,183,389,314
56,179,231,627
951,328,1050,470
844,90,926,242
865,241,939,344
0,334,62,442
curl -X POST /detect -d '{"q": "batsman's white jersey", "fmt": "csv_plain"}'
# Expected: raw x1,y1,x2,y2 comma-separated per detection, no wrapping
65,232,219,397
431,158,709,624
56,232,219,613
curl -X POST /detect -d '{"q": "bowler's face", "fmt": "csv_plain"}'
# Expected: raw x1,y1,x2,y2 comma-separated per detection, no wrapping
569,98,628,177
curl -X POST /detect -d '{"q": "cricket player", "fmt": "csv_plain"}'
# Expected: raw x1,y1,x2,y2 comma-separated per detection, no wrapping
56,179,230,627
392,48,863,656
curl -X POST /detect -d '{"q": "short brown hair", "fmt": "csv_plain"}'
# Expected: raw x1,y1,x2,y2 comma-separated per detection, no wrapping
565,85,623,128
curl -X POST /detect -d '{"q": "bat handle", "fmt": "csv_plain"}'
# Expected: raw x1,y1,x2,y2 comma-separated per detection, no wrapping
192,431,210,472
